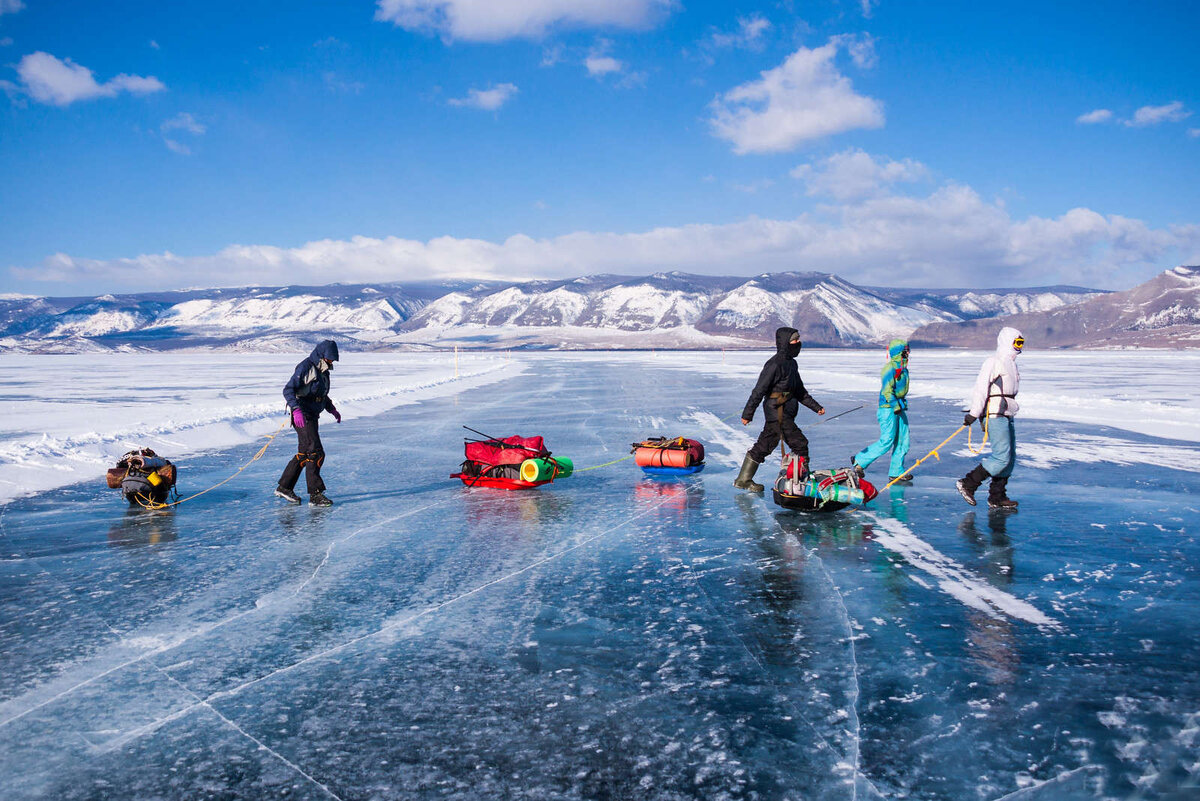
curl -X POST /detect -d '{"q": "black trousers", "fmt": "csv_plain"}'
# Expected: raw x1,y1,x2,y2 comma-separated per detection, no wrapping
278,413,326,495
749,398,810,462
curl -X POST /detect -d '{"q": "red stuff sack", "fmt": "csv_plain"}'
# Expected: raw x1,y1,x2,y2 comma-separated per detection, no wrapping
464,435,548,466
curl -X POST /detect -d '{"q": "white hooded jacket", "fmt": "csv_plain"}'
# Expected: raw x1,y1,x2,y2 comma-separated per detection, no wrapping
968,326,1023,418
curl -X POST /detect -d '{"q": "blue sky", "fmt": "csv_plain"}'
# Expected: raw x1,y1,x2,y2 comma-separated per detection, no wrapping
1,0,1197,295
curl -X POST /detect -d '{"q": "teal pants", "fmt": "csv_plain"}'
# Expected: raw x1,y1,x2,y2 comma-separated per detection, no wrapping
855,407,910,477
981,416,1016,478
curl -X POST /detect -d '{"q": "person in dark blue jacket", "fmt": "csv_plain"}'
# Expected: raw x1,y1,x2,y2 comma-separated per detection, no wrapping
275,340,342,506
734,327,825,492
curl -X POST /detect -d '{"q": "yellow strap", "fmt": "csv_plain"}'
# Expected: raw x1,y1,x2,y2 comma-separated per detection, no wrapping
575,453,636,473
878,425,967,492
966,414,990,455
133,419,290,510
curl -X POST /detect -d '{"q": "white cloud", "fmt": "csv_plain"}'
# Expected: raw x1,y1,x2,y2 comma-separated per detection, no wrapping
0,0,24,16
1125,100,1191,127
11,52,165,107
160,112,204,155
585,54,623,77
791,148,928,201
860,0,878,19
1076,108,1113,124
841,32,877,69
17,181,1199,292
1189,128,1200,139
1,37,13,47
149,40,160,50
709,37,884,154
707,15,771,50
161,112,205,135
448,82,518,110
374,0,674,42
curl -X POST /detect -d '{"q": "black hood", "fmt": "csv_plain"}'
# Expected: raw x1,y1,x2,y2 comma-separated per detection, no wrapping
310,340,339,363
775,327,799,357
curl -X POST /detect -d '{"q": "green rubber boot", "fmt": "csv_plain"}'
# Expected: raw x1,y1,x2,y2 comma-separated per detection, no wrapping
733,453,764,492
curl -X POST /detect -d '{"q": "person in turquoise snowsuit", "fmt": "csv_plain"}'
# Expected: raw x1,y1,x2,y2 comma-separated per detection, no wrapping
852,339,912,483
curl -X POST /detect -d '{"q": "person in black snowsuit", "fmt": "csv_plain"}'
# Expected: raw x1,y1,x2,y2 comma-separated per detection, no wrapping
275,340,342,506
734,327,825,492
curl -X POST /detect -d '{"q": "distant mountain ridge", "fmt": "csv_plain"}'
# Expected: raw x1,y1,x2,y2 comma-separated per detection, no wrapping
911,265,1200,349
0,269,1133,352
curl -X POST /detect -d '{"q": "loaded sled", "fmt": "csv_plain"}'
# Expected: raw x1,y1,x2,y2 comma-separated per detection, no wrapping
106,448,178,507
630,436,705,476
451,434,573,490
772,453,877,513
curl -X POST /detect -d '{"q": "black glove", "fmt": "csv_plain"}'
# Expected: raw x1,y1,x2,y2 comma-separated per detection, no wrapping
963,413,976,427
894,406,904,415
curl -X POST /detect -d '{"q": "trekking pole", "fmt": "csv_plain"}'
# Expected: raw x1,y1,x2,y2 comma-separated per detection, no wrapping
875,425,968,494
813,404,863,425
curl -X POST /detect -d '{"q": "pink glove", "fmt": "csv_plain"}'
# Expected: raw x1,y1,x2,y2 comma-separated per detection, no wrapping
330,406,342,423
292,409,306,428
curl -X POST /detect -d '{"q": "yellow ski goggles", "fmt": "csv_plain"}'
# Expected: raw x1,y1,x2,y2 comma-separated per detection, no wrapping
1013,336,1025,351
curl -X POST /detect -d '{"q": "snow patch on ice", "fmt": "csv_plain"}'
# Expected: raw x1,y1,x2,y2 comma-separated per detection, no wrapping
1019,434,1200,472
864,514,1058,628
685,411,754,466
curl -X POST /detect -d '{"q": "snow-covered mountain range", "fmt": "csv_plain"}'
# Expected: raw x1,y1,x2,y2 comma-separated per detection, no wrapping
912,265,1200,349
0,271,1115,352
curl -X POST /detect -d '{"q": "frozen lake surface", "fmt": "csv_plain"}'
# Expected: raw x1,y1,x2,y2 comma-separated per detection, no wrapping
1,351,1197,799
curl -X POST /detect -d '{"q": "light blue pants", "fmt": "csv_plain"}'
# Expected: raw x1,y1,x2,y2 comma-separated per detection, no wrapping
981,416,1016,478
855,407,910,477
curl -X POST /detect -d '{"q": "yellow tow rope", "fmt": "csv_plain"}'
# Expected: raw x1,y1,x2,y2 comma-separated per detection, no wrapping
877,424,968,493
575,453,636,473
133,419,290,510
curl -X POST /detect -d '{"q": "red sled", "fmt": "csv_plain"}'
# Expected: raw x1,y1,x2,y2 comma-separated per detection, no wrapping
449,472,550,490
452,434,552,490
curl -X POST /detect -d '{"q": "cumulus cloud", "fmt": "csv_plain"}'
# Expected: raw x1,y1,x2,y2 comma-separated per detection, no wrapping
585,54,622,77
1076,108,1113,124
10,52,165,106
709,37,884,154
374,0,675,42
706,15,771,50
448,82,518,110
0,0,23,16
1125,101,1191,127
16,180,1199,292
1189,128,1200,139
791,148,928,201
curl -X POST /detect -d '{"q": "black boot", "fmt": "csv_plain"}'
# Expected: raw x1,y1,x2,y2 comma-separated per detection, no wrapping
955,465,989,506
309,491,334,507
733,453,764,492
988,477,1018,510
274,486,301,505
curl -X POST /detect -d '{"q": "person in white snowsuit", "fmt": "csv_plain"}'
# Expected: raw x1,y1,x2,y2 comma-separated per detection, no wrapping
955,326,1024,510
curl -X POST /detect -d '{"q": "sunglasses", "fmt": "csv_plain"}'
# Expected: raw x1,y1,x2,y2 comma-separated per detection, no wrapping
1013,337,1025,349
